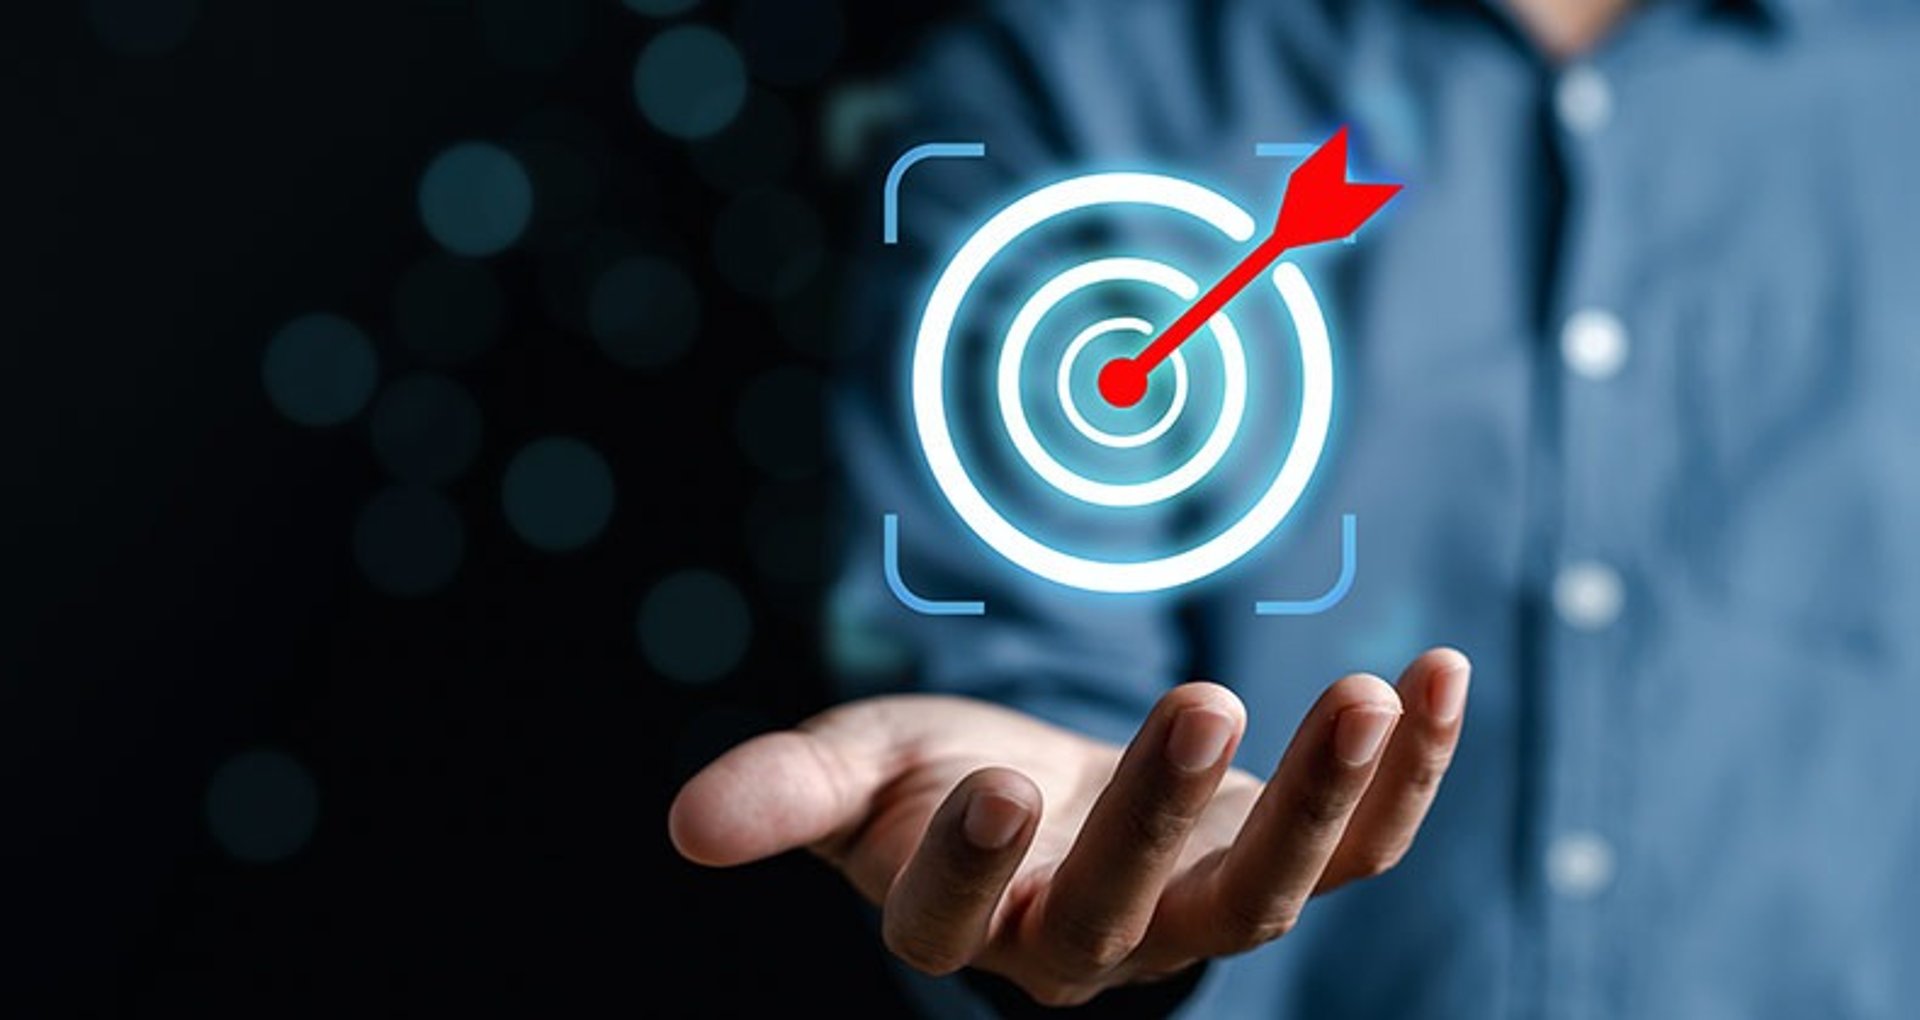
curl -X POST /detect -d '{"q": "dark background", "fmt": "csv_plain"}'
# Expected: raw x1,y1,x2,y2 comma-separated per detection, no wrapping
1,1,960,1013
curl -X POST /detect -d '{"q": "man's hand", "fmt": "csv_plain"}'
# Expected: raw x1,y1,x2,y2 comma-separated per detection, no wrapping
669,649,1470,1007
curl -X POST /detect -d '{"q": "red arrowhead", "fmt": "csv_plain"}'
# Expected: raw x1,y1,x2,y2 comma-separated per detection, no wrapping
1270,126,1401,250
1101,125,1401,407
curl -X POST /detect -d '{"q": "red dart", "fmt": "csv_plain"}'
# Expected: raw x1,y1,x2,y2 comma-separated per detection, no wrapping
1096,126,1401,408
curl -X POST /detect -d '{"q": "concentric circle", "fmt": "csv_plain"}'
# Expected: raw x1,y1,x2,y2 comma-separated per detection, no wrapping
910,172,1333,594
995,257,1246,508
1056,317,1186,449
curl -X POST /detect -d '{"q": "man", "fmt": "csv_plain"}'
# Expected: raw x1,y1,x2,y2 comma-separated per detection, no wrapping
674,0,1920,1015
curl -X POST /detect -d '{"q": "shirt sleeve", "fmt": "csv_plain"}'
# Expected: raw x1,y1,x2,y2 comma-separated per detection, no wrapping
825,5,1189,747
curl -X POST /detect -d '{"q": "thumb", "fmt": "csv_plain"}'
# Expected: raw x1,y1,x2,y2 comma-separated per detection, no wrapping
669,726,877,867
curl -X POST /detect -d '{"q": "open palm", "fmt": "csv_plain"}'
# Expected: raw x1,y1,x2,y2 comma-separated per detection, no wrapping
672,649,1468,1007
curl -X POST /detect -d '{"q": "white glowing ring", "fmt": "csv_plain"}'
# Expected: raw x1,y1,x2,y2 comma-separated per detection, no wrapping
1055,317,1186,450
912,171,1332,593
996,260,1245,506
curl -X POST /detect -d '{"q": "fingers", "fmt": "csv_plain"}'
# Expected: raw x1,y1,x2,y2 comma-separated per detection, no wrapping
1029,683,1245,978
1193,674,1401,953
882,767,1041,975
670,697,968,869
1318,648,1471,891
668,727,877,867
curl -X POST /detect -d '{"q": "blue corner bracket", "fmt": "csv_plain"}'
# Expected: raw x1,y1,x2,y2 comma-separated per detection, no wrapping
1254,514,1358,616
883,142,986,245
884,514,986,616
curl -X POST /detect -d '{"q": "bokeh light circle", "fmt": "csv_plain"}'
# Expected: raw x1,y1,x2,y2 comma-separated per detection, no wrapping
418,142,534,257
537,228,647,335
638,570,753,684
588,256,701,369
369,373,483,484
501,437,615,552
205,749,318,864
262,314,378,427
354,486,466,596
634,27,747,140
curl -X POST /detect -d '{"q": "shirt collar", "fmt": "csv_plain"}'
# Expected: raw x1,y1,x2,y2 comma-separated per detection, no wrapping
1716,0,1797,28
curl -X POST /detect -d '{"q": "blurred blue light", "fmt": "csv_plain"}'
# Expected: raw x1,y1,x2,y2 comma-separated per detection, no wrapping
205,749,318,864
394,256,503,366
501,437,615,552
418,143,534,257
537,228,645,334
588,256,701,369
262,314,378,427
354,486,466,596
369,373,484,484
634,26,747,140
826,584,912,679
639,570,752,684
821,82,910,176
88,0,197,55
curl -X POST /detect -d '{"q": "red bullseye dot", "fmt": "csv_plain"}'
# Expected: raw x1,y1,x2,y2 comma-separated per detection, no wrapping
1097,357,1149,408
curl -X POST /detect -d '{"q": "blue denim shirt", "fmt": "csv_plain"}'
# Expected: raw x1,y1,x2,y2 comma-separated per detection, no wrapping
831,1,1920,1016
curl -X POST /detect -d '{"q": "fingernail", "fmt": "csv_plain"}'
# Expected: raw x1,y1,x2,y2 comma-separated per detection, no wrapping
962,790,1029,850
1166,708,1235,773
1427,663,1470,725
1332,707,1397,766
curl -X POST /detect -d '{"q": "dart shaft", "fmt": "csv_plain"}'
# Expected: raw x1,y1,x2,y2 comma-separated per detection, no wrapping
1133,234,1289,373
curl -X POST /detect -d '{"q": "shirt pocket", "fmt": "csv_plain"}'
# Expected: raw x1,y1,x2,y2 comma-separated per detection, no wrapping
1667,256,1917,664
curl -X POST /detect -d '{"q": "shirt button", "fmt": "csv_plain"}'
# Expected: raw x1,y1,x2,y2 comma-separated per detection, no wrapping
1560,308,1628,380
1553,561,1624,631
1546,831,1616,898
1555,64,1613,136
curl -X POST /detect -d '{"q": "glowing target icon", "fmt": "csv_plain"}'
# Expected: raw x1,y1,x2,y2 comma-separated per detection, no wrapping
884,130,1397,608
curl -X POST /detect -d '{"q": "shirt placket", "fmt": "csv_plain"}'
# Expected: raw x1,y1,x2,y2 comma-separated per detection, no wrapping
1536,51,1638,1020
